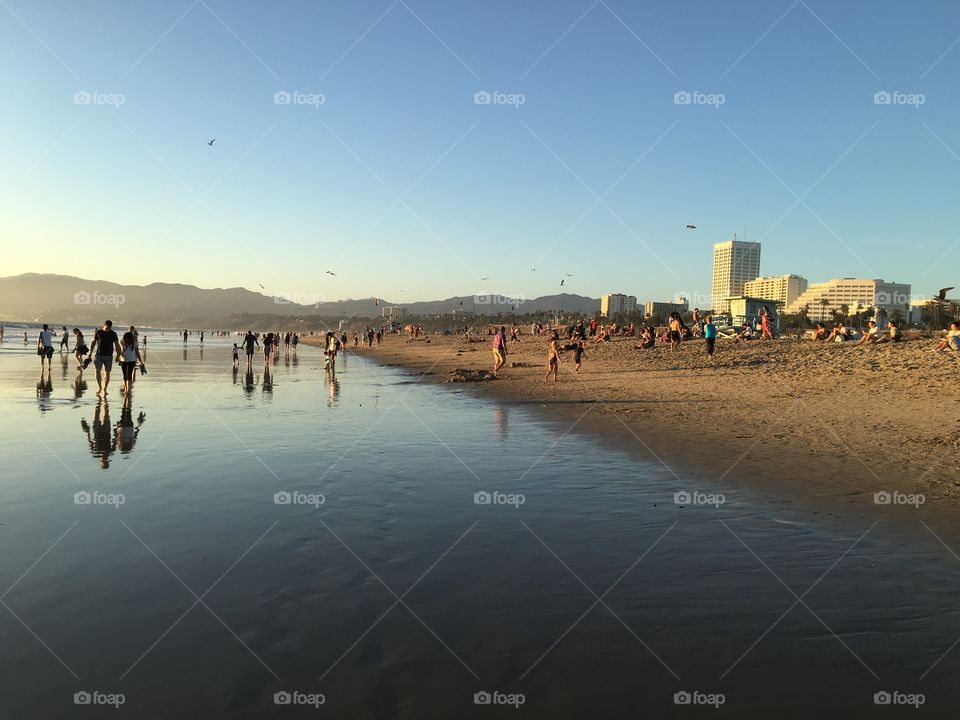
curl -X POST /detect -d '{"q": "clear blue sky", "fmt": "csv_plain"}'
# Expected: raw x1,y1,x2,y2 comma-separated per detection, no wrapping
2,0,958,304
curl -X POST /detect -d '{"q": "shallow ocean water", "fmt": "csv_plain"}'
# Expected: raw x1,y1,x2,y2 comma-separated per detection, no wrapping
0,333,958,718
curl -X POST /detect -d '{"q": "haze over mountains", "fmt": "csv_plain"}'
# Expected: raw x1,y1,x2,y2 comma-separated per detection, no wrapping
0,274,600,326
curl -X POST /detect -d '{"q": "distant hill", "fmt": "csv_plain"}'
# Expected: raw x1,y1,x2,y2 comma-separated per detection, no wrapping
0,274,599,326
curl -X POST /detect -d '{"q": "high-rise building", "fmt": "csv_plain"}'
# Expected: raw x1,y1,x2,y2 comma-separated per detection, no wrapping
712,240,761,312
600,293,637,317
743,274,808,307
784,279,911,322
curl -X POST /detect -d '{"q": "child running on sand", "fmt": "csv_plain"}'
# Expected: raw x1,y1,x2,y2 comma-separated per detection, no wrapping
703,314,716,362
545,332,562,382
573,340,585,373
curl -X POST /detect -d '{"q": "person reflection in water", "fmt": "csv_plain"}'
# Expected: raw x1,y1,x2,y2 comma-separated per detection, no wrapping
73,370,88,400
36,370,53,411
115,395,145,453
243,367,255,397
81,400,114,469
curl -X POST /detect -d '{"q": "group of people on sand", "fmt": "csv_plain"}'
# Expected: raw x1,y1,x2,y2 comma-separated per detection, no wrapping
37,320,145,397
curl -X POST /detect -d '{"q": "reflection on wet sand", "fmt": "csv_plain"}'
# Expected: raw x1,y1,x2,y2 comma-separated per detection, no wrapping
36,370,53,412
79,396,146,468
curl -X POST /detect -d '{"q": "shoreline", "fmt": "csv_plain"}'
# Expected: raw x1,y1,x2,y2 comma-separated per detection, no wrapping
307,333,960,520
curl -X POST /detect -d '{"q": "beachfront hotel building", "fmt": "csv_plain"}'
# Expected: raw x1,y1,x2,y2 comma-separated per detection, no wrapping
743,274,808,307
600,293,637,317
785,279,911,322
712,240,761,313
644,299,689,318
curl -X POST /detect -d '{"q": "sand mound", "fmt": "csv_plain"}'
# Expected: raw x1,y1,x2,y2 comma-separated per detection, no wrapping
447,368,497,382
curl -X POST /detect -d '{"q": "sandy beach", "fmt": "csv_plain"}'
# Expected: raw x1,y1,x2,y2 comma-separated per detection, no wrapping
312,333,960,509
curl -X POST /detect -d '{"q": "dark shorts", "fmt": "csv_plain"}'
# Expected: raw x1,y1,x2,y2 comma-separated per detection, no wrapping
705,338,716,355
120,361,137,381
246,348,255,356
94,354,113,372
669,331,681,342
40,346,54,358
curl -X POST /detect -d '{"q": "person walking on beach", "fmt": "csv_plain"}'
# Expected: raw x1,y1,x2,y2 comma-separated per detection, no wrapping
692,308,702,338
492,325,507,376
241,330,259,368
263,332,274,362
117,331,144,396
37,324,55,370
545,331,562,382
759,306,774,340
73,328,88,370
232,343,240,368
703,314,717,362
183,329,188,344
668,313,682,352
86,320,122,397
59,325,70,351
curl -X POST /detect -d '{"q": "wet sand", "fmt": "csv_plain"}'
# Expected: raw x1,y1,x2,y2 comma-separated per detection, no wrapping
316,333,960,513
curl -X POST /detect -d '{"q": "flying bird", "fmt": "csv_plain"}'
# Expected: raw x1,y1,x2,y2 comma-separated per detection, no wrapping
686,224,696,230
325,271,337,277
936,287,955,301
258,283,264,289
480,276,489,281
560,279,565,287
565,273,574,277
530,268,536,272
208,139,216,146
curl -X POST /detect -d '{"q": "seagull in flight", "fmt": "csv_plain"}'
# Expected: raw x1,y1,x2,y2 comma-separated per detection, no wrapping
325,271,337,277
560,279,565,287
258,283,264,289
936,287,955,301
565,273,574,277
480,277,489,281
208,139,216,147
529,268,536,272
686,224,696,230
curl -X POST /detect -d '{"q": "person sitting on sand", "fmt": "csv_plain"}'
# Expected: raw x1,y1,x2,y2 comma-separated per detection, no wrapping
545,331,562,382
876,320,902,344
735,323,753,342
856,320,880,345
934,321,960,351
635,326,655,349
812,322,827,342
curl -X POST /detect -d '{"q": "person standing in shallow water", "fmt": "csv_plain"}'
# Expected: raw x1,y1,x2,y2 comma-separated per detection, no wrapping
37,324,55,371
86,320,122,397
59,325,70,351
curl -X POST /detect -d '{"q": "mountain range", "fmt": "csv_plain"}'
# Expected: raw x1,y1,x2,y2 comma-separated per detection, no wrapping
0,274,600,326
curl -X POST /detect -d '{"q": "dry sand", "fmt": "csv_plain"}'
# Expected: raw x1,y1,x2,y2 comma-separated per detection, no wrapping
308,332,960,510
